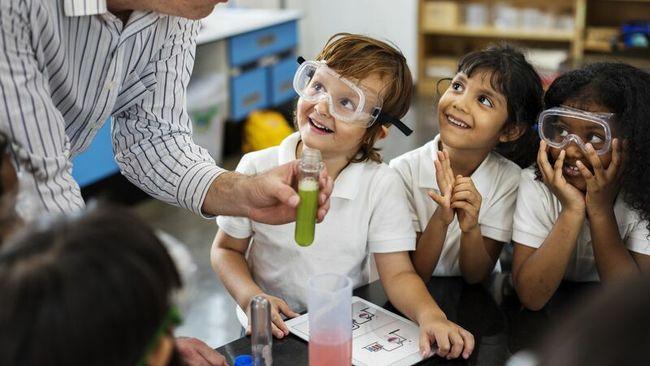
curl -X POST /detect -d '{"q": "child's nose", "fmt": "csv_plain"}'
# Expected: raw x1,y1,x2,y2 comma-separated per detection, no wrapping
452,95,470,114
564,142,584,160
314,99,332,118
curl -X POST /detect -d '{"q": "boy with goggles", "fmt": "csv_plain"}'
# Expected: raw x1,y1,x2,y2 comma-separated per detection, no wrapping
538,105,614,155
213,33,474,361
293,57,413,136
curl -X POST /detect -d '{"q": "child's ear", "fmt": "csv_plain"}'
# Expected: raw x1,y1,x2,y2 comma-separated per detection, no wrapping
498,123,526,143
378,125,389,140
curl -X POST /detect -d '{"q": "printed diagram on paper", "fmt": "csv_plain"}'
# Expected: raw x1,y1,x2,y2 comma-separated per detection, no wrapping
286,297,426,366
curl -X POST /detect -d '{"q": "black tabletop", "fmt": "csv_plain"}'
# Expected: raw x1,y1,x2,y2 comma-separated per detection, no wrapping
215,276,599,366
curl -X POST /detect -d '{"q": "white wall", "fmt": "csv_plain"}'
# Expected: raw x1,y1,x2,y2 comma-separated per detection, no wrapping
285,0,419,81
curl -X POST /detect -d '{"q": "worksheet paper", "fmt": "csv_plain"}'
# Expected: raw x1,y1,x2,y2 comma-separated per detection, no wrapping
286,297,430,366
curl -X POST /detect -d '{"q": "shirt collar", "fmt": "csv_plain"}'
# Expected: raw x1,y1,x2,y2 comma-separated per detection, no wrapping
278,132,363,201
417,134,493,195
64,0,108,17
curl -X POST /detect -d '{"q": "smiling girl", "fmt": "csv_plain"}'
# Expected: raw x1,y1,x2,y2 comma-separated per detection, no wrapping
390,44,543,284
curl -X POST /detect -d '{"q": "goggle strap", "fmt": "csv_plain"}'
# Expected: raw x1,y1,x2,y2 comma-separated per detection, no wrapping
378,112,413,136
297,56,306,65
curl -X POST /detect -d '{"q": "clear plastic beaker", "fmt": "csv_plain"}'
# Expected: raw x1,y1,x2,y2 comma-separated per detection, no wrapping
308,273,352,366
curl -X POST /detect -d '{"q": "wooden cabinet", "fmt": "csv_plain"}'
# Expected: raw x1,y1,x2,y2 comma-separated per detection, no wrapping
417,0,649,95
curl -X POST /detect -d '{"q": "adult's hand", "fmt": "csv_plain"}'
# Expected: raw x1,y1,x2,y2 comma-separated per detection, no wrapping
175,337,228,366
201,161,334,225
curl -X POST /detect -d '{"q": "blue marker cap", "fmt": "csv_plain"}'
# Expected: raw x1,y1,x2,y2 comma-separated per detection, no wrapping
234,354,253,366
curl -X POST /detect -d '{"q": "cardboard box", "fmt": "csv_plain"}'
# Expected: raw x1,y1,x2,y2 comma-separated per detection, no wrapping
422,1,460,30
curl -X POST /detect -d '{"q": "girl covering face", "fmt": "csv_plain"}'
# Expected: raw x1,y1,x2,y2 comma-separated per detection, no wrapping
512,62,650,310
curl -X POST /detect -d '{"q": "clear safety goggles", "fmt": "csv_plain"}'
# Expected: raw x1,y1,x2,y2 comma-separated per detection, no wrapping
293,57,412,136
538,105,615,155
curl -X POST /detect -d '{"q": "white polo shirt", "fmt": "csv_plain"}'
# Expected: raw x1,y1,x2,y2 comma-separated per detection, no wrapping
513,167,650,282
389,134,520,276
217,132,416,312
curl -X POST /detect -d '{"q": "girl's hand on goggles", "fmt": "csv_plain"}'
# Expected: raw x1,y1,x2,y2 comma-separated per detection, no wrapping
576,139,623,218
429,150,456,226
537,141,585,215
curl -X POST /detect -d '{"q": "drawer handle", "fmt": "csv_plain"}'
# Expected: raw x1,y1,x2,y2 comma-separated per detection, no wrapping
256,34,277,47
243,92,261,107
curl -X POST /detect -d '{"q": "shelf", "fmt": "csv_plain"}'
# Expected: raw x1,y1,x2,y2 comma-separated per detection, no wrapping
421,25,576,42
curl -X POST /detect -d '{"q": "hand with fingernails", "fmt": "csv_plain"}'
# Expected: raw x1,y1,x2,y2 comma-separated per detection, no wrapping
429,150,482,232
245,293,299,339
576,139,625,218
537,141,586,215
417,310,475,360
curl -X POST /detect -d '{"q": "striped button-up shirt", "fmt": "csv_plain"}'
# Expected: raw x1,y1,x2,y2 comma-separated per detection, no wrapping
0,0,225,218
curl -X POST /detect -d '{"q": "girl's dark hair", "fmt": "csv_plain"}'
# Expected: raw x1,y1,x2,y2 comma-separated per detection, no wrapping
541,62,650,232
0,205,183,366
456,44,543,168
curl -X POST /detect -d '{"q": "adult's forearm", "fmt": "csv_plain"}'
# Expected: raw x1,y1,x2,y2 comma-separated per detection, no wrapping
201,171,251,217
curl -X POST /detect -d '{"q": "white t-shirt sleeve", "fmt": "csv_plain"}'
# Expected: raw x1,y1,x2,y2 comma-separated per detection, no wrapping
388,158,422,233
367,169,417,253
479,165,519,243
512,168,554,248
215,154,255,239
625,211,650,255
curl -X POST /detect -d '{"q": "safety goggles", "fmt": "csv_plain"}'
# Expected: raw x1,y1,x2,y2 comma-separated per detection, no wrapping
293,57,412,136
538,105,615,155
135,305,182,366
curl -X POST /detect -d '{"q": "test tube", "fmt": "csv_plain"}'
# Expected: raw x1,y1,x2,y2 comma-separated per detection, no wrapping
295,147,322,246
250,296,273,366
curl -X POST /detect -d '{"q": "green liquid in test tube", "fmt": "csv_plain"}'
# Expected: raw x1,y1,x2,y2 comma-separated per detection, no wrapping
295,148,322,246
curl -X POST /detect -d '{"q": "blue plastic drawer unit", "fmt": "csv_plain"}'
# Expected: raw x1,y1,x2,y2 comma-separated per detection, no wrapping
228,21,298,67
269,56,298,105
72,119,119,187
230,67,269,121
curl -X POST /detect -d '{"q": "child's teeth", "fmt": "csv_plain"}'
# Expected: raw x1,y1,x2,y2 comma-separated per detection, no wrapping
448,115,469,128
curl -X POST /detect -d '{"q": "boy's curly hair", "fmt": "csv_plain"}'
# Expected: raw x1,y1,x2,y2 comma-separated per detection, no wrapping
541,62,650,231
454,44,543,168
313,33,414,163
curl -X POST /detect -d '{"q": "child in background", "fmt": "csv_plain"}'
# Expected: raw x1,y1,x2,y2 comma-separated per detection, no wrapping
390,44,543,283
212,33,474,359
512,62,650,310
0,206,227,366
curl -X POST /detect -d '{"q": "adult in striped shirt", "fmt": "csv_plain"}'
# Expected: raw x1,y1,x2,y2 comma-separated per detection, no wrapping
0,0,333,365
0,0,332,224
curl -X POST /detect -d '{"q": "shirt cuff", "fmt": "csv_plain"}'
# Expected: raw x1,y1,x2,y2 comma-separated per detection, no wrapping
216,216,253,239
512,230,546,248
177,162,226,218
627,237,650,255
369,236,416,253
480,223,512,243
